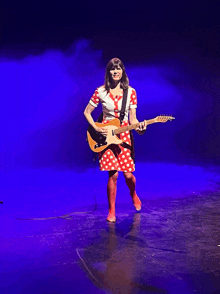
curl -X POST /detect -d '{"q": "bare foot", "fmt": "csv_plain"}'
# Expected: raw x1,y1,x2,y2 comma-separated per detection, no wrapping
106,212,116,223
132,194,141,211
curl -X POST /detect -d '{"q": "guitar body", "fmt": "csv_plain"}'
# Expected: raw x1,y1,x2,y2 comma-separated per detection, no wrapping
87,118,123,153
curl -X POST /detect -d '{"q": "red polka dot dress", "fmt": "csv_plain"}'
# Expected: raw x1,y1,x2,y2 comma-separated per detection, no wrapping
89,86,137,172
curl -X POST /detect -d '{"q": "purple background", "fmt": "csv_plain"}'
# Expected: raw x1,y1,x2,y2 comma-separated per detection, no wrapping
1,3,220,293
1,33,220,173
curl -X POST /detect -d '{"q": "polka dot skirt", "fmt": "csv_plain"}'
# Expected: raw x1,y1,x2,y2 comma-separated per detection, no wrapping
98,120,135,172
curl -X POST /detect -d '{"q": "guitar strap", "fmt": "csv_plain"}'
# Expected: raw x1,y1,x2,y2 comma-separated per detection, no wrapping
119,88,128,123
118,88,135,161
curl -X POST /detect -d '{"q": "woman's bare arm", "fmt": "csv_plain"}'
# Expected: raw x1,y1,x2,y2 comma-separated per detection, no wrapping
84,103,108,135
129,108,147,135
84,103,98,130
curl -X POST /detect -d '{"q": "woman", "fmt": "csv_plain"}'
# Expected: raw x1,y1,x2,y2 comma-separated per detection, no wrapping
84,58,147,222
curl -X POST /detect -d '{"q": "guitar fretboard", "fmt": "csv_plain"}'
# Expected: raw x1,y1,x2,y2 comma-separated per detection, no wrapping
114,119,156,135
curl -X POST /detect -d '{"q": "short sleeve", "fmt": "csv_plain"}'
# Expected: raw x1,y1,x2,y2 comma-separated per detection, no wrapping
130,89,137,109
89,89,100,107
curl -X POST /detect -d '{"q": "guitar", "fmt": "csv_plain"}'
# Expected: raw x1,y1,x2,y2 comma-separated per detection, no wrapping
87,115,175,153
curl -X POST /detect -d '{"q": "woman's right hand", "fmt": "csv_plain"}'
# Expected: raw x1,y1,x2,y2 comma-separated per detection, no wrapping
95,127,108,137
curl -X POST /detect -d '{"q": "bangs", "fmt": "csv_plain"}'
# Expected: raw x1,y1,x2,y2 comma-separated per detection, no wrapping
110,64,122,70
110,59,121,69
108,58,123,71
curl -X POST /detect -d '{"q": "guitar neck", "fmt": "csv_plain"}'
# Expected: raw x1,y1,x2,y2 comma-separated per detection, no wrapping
114,119,156,135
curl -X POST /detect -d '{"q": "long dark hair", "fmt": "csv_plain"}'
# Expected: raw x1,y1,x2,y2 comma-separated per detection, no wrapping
104,58,129,92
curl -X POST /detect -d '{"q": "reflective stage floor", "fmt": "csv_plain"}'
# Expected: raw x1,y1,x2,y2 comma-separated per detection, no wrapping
1,163,220,293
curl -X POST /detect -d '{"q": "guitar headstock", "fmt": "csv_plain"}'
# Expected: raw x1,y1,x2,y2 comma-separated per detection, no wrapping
155,115,175,123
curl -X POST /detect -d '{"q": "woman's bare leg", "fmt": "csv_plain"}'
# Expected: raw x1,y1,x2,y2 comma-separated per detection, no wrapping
123,172,141,211
107,170,118,222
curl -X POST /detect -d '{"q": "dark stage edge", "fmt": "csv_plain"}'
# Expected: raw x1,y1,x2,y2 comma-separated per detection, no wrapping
1,192,220,294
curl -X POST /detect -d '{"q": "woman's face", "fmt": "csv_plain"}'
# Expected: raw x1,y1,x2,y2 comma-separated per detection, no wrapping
110,66,123,81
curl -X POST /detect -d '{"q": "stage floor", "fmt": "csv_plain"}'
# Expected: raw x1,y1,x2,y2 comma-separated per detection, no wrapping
1,162,220,293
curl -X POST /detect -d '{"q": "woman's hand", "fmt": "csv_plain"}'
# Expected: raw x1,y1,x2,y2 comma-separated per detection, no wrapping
95,127,108,137
136,121,147,134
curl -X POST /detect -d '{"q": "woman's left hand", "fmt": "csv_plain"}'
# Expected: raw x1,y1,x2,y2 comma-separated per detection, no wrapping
136,121,147,134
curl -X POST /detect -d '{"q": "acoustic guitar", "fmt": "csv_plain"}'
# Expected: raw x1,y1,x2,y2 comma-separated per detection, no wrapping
87,115,175,153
